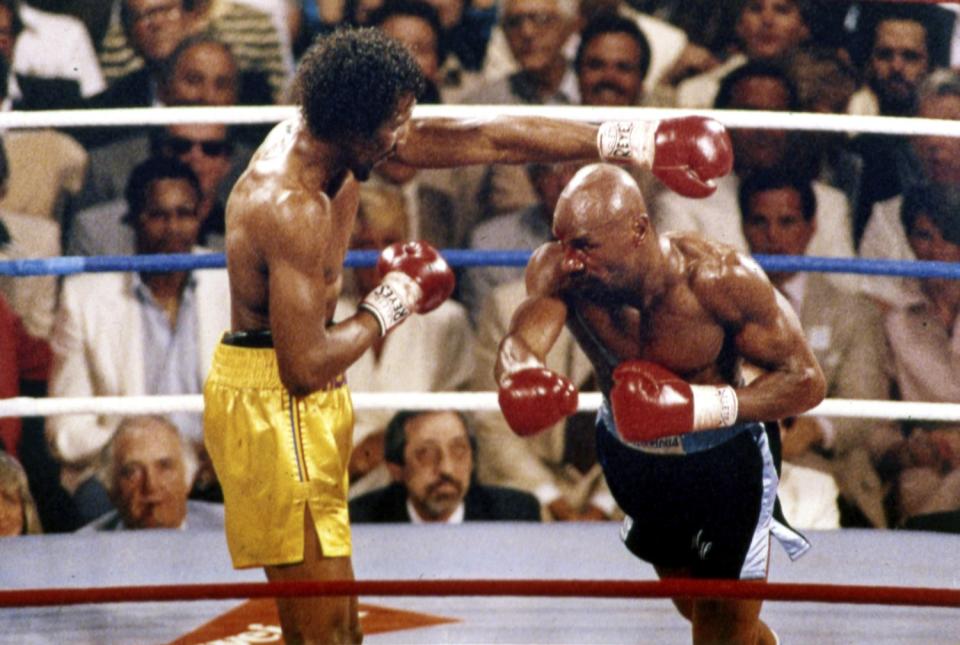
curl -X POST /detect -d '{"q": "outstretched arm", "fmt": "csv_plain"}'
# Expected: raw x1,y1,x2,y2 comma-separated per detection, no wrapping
396,115,733,199
398,117,599,169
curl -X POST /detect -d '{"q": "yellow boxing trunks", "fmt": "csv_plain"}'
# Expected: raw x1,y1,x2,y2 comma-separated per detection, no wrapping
203,339,354,569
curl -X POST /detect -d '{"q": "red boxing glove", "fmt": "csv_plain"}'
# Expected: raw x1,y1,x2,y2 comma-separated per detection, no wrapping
498,367,579,437
597,116,733,198
359,241,455,336
610,361,739,444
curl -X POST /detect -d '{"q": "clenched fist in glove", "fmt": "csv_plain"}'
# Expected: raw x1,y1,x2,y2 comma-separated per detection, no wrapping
597,116,733,198
359,241,455,336
498,367,579,437
610,360,738,443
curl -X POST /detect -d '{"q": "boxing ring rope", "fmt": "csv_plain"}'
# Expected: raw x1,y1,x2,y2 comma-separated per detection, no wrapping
3,393,960,423
3,250,960,422
2,104,960,137
4,250,960,279
1,578,959,609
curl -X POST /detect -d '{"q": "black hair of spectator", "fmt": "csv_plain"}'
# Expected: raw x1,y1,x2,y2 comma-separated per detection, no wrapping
123,155,202,225
295,27,425,141
714,60,801,111
0,0,24,41
574,11,651,84
850,2,952,69
368,0,447,68
738,169,817,224
901,182,960,247
384,409,476,466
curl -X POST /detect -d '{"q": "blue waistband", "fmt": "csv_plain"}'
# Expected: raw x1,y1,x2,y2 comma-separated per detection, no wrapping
599,400,760,455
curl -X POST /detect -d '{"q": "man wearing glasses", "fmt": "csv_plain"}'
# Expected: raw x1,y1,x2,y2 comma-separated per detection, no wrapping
68,123,247,255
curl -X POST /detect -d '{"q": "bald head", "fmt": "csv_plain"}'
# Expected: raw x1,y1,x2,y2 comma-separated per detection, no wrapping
554,163,647,236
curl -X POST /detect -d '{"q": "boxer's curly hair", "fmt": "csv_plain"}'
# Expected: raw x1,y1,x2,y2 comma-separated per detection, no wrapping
294,27,425,142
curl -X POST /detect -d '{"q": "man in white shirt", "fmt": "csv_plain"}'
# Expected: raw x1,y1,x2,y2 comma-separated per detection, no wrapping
79,415,224,531
5,0,106,106
739,170,897,528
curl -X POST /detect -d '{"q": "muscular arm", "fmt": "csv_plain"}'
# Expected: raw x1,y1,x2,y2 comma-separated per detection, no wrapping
698,257,826,421
494,244,568,383
397,117,600,169
264,198,381,397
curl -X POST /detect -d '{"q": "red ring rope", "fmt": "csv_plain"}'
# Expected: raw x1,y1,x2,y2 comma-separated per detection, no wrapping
1,579,958,609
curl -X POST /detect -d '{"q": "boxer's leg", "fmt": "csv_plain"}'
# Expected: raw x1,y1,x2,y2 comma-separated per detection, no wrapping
656,564,776,645
265,508,362,644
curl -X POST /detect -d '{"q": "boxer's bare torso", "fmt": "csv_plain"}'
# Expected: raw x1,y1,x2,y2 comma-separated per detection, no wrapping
226,118,358,334
530,234,746,395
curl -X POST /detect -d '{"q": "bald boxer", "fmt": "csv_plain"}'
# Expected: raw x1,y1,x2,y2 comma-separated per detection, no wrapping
203,27,731,643
496,164,826,644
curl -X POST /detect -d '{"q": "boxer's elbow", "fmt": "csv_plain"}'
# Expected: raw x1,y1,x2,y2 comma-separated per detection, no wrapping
796,364,827,411
278,357,337,398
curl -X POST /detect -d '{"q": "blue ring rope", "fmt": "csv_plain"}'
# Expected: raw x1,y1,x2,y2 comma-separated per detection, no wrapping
0,251,958,280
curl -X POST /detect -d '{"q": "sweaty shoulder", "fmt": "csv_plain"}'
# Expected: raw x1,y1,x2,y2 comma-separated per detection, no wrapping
669,232,775,325
524,241,563,297
227,121,330,258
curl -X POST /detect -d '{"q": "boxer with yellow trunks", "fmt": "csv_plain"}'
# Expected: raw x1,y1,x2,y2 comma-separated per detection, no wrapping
204,332,353,568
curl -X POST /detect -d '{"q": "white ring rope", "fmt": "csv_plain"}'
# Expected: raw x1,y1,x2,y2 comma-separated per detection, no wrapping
1,105,959,137
2,393,960,423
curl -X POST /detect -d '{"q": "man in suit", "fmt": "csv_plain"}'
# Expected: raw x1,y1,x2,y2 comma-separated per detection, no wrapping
350,409,541,523
79,415,224,532
847,5,938,244
46,157,230,524
739,170,898,528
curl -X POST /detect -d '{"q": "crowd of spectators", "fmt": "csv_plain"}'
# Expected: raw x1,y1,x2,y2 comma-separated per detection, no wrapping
2,0,960,536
